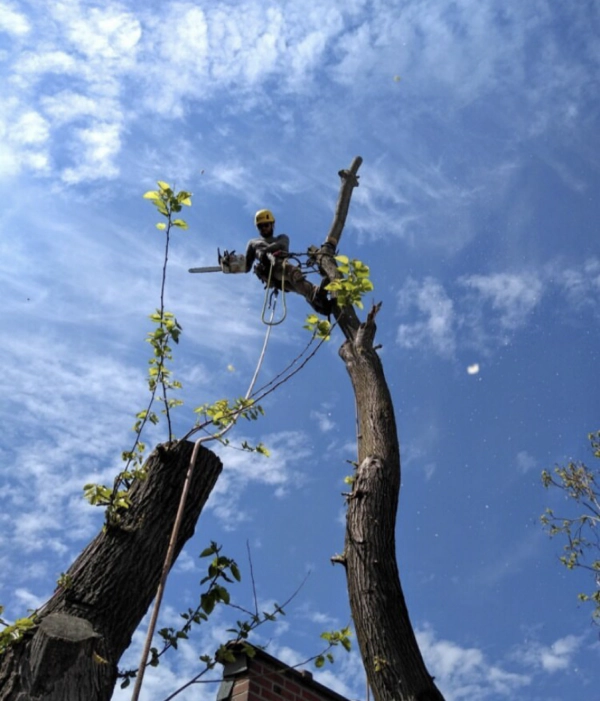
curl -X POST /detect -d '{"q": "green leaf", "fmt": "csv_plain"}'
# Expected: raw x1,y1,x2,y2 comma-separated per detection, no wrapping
201,593,215,615
200,543,218,558
156,222,166,230
177,190,192,205
172,219,188,229
13,616,36,631
217,586,230,604
143,191,160,200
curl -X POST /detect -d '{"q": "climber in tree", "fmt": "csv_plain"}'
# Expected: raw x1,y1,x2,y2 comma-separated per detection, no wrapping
245,209,330,315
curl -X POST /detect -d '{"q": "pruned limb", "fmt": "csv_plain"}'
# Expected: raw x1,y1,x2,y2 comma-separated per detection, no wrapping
0,441,222,701
316,156,364,342
323,156,363,252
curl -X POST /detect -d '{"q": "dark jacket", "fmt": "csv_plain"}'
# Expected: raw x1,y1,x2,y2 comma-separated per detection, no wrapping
245,233,290,272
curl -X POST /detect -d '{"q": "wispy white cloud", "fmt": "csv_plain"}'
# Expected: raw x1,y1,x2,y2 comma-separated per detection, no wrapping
516,450,537,475
310,408,336,433
402,422,441,480
13,49,77,79
40,91,117,125
58,5,142,61
112,609,225,701
14,587,44,610
397,277,457,358
3,0,594,191
460,272,543,330
352,156,488,251
303,608,340,628
555,257,600,314
2,340,147,565
173,550,199,574
418,625,531,700
9,110,49,145
312,653,365,700
0,2,31,36
513,634,584,674
0,100,51,176
397,260,597,359
62,122,122,183
207,431,312,529
4,3,138,182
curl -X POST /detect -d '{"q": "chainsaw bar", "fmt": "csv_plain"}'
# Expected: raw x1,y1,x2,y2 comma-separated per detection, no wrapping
188,266,222,273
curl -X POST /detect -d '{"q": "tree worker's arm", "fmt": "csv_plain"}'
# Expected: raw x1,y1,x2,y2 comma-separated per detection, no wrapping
245,241,257,272
264,233,290,255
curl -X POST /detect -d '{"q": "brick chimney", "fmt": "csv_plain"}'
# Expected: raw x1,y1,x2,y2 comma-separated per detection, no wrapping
217,645,353,701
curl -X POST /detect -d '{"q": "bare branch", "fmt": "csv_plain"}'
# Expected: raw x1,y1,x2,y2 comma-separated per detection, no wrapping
322,156,363,251
315,157,364,342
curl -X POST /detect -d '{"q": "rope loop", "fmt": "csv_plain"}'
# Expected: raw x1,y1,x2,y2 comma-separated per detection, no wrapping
261,259,287,326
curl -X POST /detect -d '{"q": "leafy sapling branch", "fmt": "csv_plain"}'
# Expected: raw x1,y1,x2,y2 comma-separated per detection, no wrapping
118,542,247,688
304,254,373,340
541,430,600,623
303,315,332,341
325,255,374,310
0,606,38,656
142,180,191,438
84,182,190,527
120,543,297,699
314,626,352,668
187,397,270,456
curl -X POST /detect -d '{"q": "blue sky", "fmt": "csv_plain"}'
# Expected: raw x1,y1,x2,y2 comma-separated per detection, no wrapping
1,1,599,699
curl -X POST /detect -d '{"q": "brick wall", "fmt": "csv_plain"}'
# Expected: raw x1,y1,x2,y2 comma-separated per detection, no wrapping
217,646,352,701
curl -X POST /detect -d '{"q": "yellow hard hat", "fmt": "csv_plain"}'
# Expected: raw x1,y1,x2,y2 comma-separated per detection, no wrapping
255,209,275,227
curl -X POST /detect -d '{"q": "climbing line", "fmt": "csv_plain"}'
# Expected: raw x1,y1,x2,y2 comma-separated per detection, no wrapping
247,308,274,397
261,259,287,326
130,307,275,701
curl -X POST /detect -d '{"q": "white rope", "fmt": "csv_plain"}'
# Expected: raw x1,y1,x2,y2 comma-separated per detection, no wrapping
261,260,287,326
131,313,274,701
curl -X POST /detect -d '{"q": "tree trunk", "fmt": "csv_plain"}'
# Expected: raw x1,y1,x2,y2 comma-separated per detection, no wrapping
0,440,222,701
339,308,444,701
320,159,445,701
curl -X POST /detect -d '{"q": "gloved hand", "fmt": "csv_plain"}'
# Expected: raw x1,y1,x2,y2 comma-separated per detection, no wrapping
221,249,236,264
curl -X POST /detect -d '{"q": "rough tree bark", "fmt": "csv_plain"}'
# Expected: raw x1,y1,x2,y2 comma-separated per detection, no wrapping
318,158,445,701
0,440,222,701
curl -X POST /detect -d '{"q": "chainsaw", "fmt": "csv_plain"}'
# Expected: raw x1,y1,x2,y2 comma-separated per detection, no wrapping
189,249,246,274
